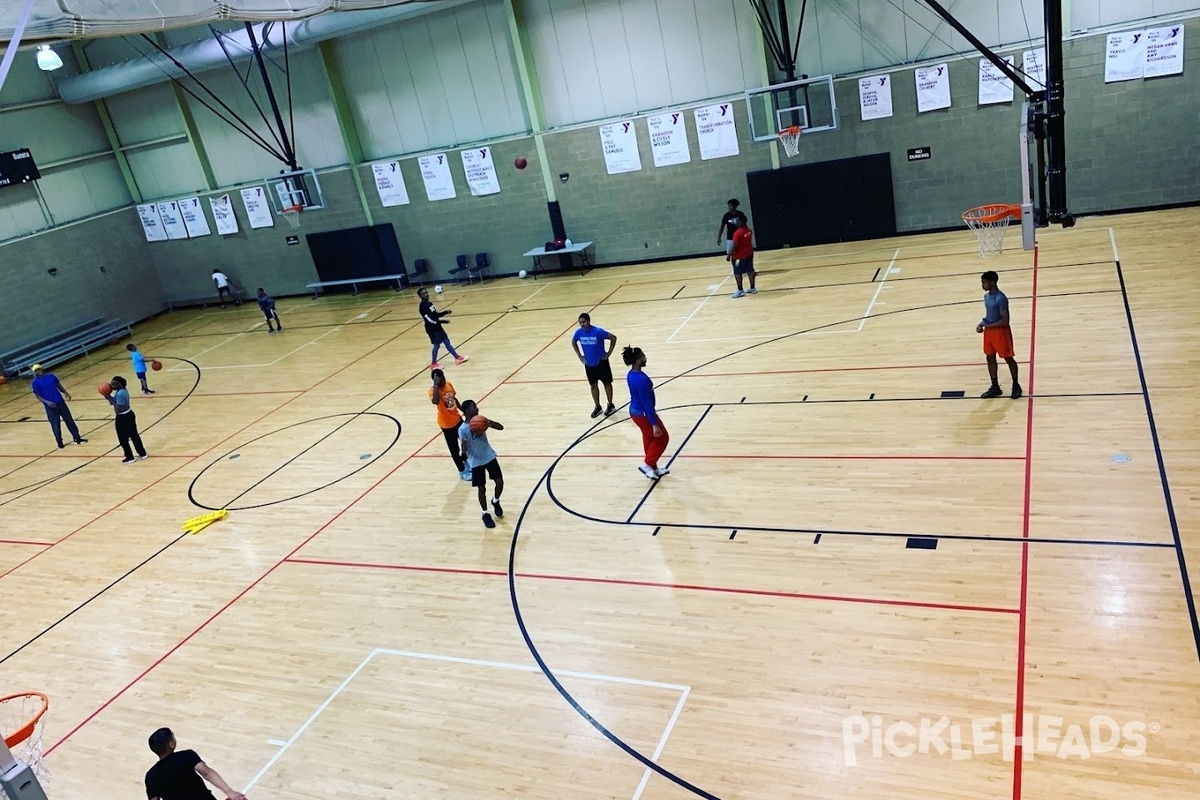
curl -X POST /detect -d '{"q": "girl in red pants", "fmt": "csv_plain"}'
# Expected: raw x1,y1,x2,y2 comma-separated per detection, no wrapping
623,345,669,479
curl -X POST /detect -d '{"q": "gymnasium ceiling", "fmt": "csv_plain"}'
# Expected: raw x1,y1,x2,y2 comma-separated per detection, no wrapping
1,1,423,44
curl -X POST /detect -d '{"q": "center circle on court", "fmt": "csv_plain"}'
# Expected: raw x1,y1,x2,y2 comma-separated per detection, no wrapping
188,412,401,511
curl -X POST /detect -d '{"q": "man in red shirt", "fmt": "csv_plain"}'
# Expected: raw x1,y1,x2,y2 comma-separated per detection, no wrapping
730,217,757,298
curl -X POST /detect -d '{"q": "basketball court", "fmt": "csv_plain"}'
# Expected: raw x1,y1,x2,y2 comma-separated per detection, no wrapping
0,207,1196,799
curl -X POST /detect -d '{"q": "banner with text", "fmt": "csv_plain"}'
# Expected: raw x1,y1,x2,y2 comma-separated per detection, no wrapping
1144,25,1185,78
694,103,739,159
136,204,167,242
647,112,691,167
978,57,1015,105
210,195,239,235
915,64,951,112
1105,30,1147,82
1023,48,1047,91
600,121,642,174
461,147,501,196
157,201,189,240
178,197,211,237
240,187,275,229
858,74,893,120
372,161,410,207
419,154,457,200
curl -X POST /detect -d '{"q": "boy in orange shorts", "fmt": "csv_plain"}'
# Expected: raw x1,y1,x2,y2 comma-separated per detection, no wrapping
976,270,1022,399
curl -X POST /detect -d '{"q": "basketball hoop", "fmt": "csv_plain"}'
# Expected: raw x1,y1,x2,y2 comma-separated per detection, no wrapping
282,205,304,230
778,126,804,157
1,692,50,780
962,204,1021,258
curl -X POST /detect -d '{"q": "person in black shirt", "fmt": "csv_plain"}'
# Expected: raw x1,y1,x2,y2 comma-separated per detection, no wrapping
418,287,469,370
145,727,246,800
716,198,748,260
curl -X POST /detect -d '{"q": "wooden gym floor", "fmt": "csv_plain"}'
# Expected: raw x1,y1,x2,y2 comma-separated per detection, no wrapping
0,208,1197,800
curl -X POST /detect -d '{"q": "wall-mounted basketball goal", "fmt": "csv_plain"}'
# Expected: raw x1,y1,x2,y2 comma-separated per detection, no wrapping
745,74,838,143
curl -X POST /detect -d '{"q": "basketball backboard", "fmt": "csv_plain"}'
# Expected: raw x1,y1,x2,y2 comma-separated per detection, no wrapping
266,168,324,213
745,75,839,143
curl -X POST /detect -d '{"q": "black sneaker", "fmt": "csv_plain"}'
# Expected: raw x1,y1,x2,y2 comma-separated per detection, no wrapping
604,403,616,416
492,498,504,518
1011,384,1023,399
57,443,65,449
482,512,496,529
74,438,88,444
121,457,136,464
590,406,603,418
980,385,1003,399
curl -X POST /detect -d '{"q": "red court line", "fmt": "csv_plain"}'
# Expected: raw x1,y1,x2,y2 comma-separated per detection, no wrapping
2,321,422,583
505,360,1026,384
1012,246,1039,800
0,538,52,547
284,557,1020,615
46,290,623,755
411,452,1025,461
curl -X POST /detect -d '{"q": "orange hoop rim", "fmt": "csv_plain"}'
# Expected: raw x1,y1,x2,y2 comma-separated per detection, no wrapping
963,203,1021,224
282,205,304,215
778,125,803,137
1,691,49,748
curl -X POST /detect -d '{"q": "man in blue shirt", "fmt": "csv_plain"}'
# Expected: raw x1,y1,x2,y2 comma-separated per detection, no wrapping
30,364,87,448
571,313,618,418
976,270,1022,399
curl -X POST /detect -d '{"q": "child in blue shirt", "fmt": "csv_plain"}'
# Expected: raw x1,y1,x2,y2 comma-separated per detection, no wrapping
126,343,155,395
257,288,282,333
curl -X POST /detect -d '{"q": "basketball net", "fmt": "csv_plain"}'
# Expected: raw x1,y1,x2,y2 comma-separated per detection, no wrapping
0,692,50,795
282,205,303,230
962,204,1020,258
778,126,804,157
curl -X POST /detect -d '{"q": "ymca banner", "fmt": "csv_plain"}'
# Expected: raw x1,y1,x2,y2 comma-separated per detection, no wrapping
599,121,642,174
460,147,501,196
157,200,190,241
1105,30,1147,82
858,74,893,121
1144,25,1185,78
694,103,739,160
418,153,457,201
210,195,239,236
978,57,1015,105
178,197,211,237
136,204,167,242
371,161,410,207
240,187,275,229
1022,48,1047,91
647,112,691,167
915,64,951,112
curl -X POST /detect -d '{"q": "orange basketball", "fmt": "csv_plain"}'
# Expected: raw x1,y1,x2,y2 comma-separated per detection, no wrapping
469,415,489,433
151,360,163,371
98,382,112,396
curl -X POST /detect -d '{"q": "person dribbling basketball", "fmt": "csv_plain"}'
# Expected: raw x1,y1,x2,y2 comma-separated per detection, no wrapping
458,399,504,528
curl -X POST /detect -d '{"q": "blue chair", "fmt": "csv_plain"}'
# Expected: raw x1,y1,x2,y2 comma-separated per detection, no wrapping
449,254,470,283
409,259,429,287
465,252,490,284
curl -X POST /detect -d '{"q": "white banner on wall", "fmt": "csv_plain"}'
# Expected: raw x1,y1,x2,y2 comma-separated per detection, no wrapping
1105,30,1147,82
157,201,190,240
858,74,893,120
136,204,167,242
978,57,1015,105
240,187,275,229
178,197,211,237
460,147,501,196
599,121,642,174
418,153,457,201
1144,25,1185,78
371,161,410,207
647,112,691,167
210,195,239,236
915,64,952,112
694,103,739,160
1022,48,1047,90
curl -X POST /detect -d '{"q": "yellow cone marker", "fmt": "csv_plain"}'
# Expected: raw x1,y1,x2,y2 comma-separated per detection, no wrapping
181,509,228,535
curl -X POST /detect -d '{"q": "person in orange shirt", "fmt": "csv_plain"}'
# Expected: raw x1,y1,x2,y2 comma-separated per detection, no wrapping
730,217,757,298
430,369,470,480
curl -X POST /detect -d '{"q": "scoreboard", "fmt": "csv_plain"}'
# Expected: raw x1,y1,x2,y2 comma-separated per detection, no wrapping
0,149,41,187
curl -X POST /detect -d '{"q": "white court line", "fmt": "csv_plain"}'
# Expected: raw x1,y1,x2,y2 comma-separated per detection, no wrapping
1108,227,1120,262
514,282,550,307
266,739,287,747
196,328,340,370
167,332,247,370
244,647,690,795
856,249,900,332
666,276,731,343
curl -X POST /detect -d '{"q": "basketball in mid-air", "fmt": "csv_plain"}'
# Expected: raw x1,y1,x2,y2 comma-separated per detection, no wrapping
469,415,489,433
98,382,112,396
518,270,528,279
151,359,163,371
434,285,444,294
514,156,527,169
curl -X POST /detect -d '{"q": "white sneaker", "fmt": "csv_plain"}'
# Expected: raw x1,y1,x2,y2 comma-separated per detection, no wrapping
638,464,657,480
731,290,745,298
746,287,757,294
654,466,670,477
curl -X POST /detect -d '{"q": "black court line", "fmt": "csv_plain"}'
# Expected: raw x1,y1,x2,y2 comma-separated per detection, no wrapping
871,267,881,282
729,530,737,540
651,526,660,536
625,404,712,524
813,534,821,544
671,286,685,299
1115,256,1200,661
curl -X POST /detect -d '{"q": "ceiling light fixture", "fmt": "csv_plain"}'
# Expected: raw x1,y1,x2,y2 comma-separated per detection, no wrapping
36,45,63,72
